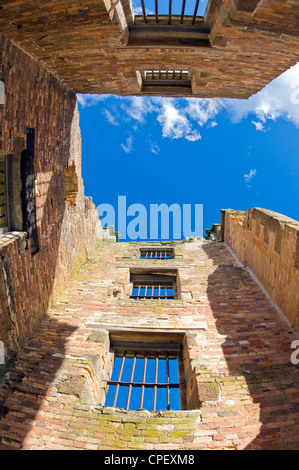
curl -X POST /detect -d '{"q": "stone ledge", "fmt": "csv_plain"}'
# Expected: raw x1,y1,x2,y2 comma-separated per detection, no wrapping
0,231,27,255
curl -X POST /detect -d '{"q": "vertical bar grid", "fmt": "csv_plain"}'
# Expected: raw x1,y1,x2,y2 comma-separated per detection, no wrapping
136,1,202,24
107,352,180,411
140,249,173,259
131,282,175,299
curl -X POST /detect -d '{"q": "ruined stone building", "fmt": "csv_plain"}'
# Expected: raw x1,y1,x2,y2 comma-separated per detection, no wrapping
0,0,298,450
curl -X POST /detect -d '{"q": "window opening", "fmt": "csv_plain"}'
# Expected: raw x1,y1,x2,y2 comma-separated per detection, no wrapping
133,0,209,24
130,271,177,300
140,247,174,259
129,0,210,48
105,350,181,411
0,153,24,235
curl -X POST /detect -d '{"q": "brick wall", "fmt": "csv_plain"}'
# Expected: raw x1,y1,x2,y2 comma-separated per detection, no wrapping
0,34,101,354
0,1,298,98
0,239,298,449
222,208,299,333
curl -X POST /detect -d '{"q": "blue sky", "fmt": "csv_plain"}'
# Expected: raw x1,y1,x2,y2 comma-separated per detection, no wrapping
77,62,299,240
131,0,209,17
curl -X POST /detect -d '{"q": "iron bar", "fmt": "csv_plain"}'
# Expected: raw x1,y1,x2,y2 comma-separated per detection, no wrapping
153,353,158,411
140,249,173,259
141,0,147,23
166,353,170,410
113,352,126,407
139,354,148,409
132,282,174,299
192,0,200,24
126,353,137,410
180,0,186,23
169,0,172,24
107,352,180,411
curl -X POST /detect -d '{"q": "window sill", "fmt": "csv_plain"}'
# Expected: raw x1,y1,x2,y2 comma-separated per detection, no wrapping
120,299,183,307
0,231,27,254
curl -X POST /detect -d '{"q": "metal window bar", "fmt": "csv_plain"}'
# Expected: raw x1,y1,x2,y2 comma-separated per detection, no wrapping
144,70,189,81
131,282,175,299
135,0,202,25
107,351,180,411
141,0,147,22
112,352,126,407
180,0,186,23
140,249,173,259
143,71,191,89
169,0,172,24
126,352,137,410
139,353,147,409
166,353,170,410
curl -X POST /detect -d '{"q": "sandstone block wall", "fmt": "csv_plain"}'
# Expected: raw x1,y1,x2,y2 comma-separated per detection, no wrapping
0,35,101,354
222,208,299,333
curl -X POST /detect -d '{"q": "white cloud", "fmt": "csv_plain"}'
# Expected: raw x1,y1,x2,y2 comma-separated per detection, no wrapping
252,121,265,132
133,6,143,14
244,169,257,187
121,135,134,154
98,96,219,142
120,96,155,124
185,98,223,126
156,100,202,141
226,62,299,129
132,3,153,15
149,140,160,155
103,109,119,126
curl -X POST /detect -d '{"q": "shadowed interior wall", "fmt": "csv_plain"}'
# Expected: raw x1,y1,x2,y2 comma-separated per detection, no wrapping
222,208,299,333
0,34,101,354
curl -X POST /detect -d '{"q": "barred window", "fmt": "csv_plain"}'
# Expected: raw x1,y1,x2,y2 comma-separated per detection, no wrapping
140,247,173,259
128,0,210,48
133,0,208,25
105,335,184,411
130,271,177,300
0,153,23,236
141,70,192,93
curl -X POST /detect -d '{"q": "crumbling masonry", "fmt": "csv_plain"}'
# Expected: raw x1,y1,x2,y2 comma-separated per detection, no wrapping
0,0,298,450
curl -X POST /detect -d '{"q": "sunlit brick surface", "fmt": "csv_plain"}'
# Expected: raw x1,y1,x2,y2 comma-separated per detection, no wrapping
0,241,298,450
